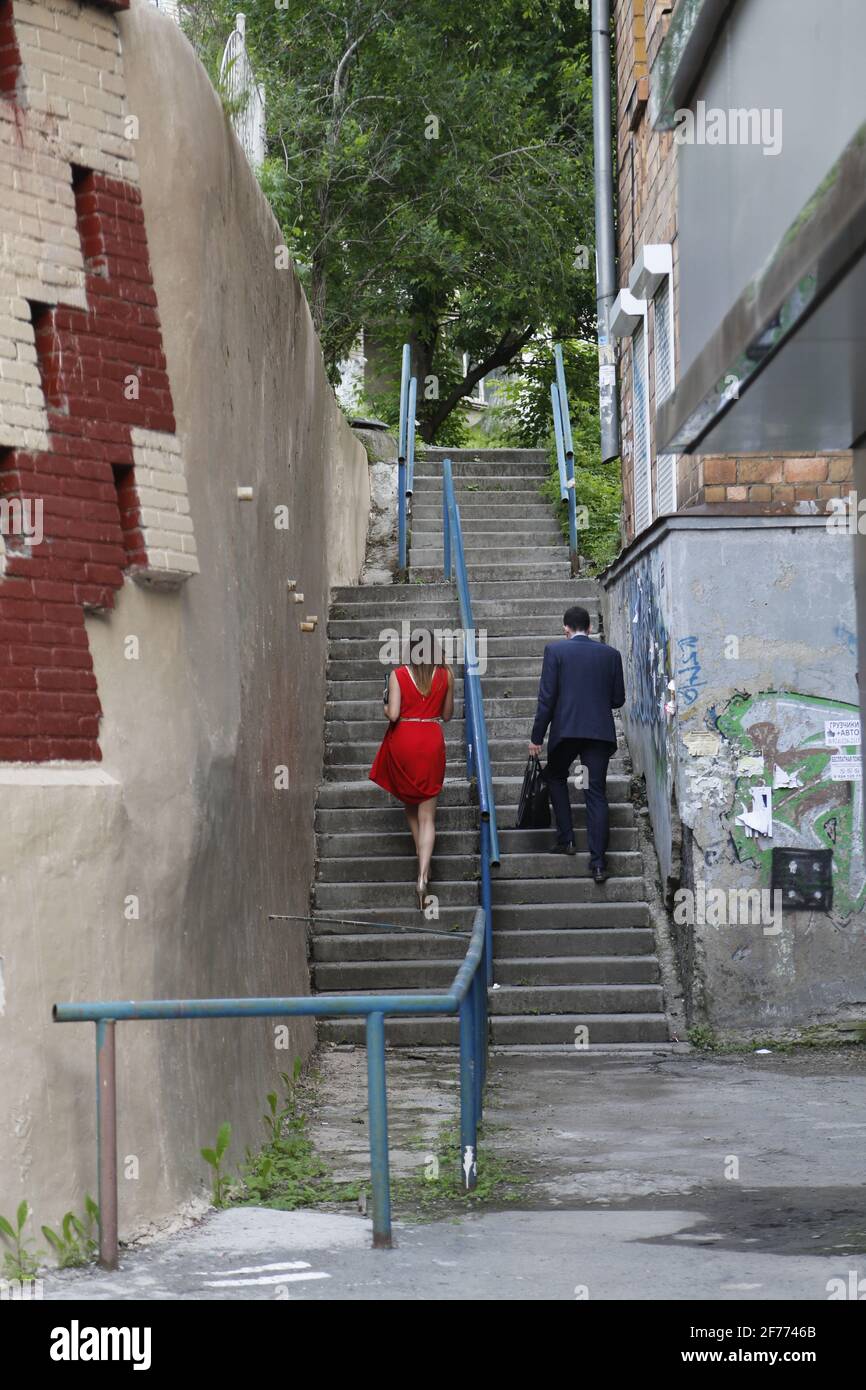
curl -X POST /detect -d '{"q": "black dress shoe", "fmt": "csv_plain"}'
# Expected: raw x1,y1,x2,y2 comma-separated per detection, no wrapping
591,864,609,884
549,841,577,855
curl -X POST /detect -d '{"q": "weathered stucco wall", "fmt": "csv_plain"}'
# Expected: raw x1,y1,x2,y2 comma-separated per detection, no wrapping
0,0,369,1240
604,516,865,1036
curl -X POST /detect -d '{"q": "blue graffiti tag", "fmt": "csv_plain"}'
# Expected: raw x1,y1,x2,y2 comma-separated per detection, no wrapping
676,635,708,708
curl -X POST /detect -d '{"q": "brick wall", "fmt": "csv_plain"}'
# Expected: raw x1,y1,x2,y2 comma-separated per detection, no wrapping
0,0,197,761
613,0,853,540
614,0,678,541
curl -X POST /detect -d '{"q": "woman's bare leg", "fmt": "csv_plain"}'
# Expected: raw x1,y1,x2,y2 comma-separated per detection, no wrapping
404,803,420,854
416,795,438,885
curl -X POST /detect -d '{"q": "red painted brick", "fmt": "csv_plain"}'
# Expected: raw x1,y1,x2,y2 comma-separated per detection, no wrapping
1,170,181,761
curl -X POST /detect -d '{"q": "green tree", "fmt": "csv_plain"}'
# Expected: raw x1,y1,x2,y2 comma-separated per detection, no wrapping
182,0,596,441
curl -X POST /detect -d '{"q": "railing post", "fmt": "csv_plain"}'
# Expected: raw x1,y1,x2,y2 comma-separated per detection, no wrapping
95,1019,118,1271
398,457,407,571
366,1011,392,1247
397,343,411,574
406,376,418,496
442,458,452,579
459,996,478,1191
472,969,485,1125
554,344,580,576
551,381,568,501
481,818,493,986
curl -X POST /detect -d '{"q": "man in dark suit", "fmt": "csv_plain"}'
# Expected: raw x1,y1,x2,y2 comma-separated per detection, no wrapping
529,605,626,884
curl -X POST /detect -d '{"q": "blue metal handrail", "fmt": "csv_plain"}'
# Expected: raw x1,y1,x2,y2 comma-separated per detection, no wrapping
396,343,417,570
442,457,500,984
552,343,579,575
54,904,489,1268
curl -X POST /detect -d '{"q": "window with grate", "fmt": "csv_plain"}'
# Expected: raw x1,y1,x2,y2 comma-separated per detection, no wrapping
654,275,677,515
633,317,652,534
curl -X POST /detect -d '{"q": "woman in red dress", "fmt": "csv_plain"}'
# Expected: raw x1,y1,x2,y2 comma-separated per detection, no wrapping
369,633,454,908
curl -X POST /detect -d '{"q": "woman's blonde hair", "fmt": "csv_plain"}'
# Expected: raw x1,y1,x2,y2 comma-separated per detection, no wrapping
402,626,451,696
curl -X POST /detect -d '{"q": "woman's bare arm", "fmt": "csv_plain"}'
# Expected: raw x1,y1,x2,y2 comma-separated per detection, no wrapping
441,666,455,722
385,668,402,723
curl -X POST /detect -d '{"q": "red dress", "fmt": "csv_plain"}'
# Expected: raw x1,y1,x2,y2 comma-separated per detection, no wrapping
369,666,448,804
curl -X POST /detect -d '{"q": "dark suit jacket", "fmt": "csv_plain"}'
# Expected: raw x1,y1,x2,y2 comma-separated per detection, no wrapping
530,635,626,750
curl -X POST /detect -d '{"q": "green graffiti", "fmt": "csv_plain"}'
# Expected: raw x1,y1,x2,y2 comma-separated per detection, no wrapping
717,691,864,919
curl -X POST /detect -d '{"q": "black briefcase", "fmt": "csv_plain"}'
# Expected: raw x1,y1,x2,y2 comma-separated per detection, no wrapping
515,754,551,829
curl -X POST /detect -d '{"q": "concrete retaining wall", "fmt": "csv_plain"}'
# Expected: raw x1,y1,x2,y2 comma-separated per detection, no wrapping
603,516,866,1035
0,0,369,1239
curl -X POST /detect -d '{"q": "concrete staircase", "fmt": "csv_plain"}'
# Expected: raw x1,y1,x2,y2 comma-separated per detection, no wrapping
311,447,669,1047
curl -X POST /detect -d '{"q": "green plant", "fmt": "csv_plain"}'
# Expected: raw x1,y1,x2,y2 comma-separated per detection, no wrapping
201,1122,233,1208
0,1202,43,1281
41,1195,100,1269
687,1024,719,1051
231,1064,361,1210
394,1121,529,1216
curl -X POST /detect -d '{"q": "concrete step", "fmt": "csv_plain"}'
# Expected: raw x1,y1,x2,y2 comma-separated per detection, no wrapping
492,773,631,802
312,927,654,962
411,523,562,544
318,772,632,804
409,564,572,582
324,708,625,736
326,652,607,680
317,1012,670,1046
313,955,659,991
317,1016,462,1046
491,875,645,904
414,464,547,480
494,956,660,985
317,779,473,809
312,901,649,931
315,802,634,833
420,448,549,463
313,932,482,962
490,1014,670,1045
493,927,656,958
327,635,585,661
411,505,557,523
331,579,599,601
315,827,637,857
410,545,564,567
314,876,644,909
411,477,547,492
325,674,586,700
326,615,589,641
313,880,481,909
315,850,641,883
489,983,663,1013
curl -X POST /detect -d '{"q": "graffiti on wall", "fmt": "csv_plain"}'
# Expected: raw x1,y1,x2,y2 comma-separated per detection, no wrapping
675,635,708,708
624,557,673,778
717,691,865,918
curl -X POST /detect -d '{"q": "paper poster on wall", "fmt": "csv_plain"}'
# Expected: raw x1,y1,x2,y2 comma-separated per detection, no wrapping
825,718,861,747
735,785,773,837
829,754,862,781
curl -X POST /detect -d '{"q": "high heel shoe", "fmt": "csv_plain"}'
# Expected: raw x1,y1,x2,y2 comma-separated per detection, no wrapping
416,877,429,911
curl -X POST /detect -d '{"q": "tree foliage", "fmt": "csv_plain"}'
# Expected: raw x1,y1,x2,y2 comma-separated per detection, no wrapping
182,0,596,440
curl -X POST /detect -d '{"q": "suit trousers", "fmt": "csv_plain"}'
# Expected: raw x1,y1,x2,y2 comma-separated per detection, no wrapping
545,737,612,867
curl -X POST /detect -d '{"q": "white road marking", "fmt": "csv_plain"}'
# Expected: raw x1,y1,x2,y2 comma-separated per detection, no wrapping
199,1261,312,1275
203,1272,331,1287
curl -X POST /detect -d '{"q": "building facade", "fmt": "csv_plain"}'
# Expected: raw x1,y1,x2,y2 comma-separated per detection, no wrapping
601,0,865,1037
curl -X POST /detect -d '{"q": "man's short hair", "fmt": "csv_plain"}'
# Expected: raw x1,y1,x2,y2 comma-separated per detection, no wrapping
563,605,591,633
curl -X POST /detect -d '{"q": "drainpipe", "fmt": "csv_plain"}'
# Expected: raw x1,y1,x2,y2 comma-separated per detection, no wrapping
591,0,621,463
